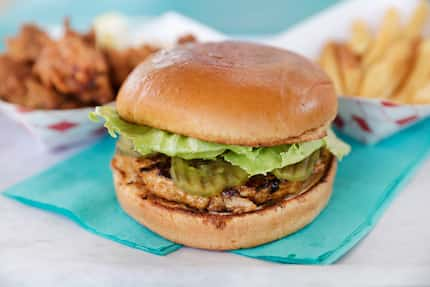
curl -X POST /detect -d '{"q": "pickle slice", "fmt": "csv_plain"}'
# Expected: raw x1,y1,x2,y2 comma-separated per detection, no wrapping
273,150,320,181
171,158,248,197
116,136,143,157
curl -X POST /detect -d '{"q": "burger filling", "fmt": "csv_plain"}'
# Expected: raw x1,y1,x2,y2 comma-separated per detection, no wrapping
112,148,332,214
91,106,350,214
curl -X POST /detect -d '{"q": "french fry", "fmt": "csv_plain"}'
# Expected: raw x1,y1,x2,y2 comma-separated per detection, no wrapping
360,39,414,98
404,0,429,39
411,83,430,104
363,7,401,67
336,44,362,95
318,2,430,104
319,42,344,94
348,20,372,55
394,39,430,102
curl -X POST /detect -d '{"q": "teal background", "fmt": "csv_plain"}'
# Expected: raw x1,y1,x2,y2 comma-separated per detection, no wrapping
0,0,339,48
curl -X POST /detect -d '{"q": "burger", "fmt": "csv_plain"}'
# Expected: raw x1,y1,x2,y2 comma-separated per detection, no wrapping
91,41,350,250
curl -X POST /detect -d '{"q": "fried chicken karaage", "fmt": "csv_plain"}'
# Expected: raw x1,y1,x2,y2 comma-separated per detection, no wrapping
0,55,32,105
6,24,52,63
33,28,114,104
0,19,195,110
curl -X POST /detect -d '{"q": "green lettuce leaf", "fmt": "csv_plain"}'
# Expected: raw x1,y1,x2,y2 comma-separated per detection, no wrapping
324,129,351,160
223,139,326,175
90,106,350,175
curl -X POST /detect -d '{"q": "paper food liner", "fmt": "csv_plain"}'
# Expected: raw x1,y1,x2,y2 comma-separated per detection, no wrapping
335,97,430,144
267,0,430,144
0,100,107,149
0,12,226,150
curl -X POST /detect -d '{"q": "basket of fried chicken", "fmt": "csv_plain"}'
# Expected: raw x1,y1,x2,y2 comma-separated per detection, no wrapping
0,13,199,149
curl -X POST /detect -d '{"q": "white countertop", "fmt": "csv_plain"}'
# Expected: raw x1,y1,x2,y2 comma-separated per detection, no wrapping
1,113,430,286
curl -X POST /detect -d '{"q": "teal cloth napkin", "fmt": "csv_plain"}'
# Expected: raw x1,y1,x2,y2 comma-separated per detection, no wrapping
3,119,430,264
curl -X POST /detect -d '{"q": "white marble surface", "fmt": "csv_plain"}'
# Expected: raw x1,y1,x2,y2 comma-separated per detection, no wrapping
1,112,430,286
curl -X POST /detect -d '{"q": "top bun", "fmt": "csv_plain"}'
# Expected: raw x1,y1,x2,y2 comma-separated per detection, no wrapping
116,41,337,146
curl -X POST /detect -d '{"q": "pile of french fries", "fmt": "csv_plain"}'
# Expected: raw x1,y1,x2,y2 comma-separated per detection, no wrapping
319,1,430,104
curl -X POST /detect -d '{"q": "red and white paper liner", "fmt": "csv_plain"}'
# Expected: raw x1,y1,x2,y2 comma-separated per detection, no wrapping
334,97,430,144
0,100,107,149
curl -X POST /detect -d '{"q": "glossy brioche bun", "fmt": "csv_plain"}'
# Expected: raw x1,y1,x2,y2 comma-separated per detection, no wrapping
116,41,337,146
113,158,337,250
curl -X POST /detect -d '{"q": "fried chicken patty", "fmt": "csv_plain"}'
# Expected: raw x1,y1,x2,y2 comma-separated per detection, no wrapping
111,149,332,214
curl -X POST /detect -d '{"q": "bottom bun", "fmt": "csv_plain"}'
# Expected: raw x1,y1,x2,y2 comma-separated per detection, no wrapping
113,158,337,250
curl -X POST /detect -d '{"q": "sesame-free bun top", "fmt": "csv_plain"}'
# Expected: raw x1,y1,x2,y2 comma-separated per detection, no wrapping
116,41,337,146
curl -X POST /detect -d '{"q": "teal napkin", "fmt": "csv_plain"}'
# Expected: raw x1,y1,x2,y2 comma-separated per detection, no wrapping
3,119,430,264
3,139,181,255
